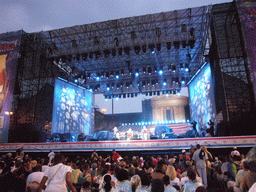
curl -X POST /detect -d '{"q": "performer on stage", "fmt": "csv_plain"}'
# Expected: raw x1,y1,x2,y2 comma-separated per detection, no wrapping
207,119,215,137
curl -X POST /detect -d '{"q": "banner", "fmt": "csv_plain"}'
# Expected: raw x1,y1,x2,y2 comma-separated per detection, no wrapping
236,0,256,97
0,31,22,143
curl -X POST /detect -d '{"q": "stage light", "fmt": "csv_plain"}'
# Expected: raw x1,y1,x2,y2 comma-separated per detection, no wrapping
190,27,195,37
180,64,184,70
82,53,88,61
106,84,110,91
112,49,116,56
182,40,187,48
120,82,123,87
142,45,147,53
104,50,110,57
188,39,195,48
148,44,155,53
129,68,133,75
159,66,163,75
95,51,101,59
185,64,189,72
134,45,140,54
181,77,185,84
89,52,94,59
74,79,78,83
151,80,156,86
114,37,119,46
118,48,122,55
154,66,158,73
115,71,119,79
126,82,130,88
156,43,161,51
171,65,176,72
135,68,139,77
167,42,171,50
106,71,109,79
110,71,114,77
173,41,180,49
96,77,100,81
148,67,152,74
111,82,115,88
142,81,146,87
120,69,124,76
72,40,77,47
163,79,167,86
124,47,130,55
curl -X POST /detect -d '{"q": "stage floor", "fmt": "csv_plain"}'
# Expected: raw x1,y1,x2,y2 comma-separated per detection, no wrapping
0,135,255,153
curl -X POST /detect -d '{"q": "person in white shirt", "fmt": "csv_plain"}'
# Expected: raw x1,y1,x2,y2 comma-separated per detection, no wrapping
48,151,54,165
39,153,77,192
192,144,208,188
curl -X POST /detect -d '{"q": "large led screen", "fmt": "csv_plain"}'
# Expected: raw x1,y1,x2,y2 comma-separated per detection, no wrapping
188,63,216,132
52,78,93,136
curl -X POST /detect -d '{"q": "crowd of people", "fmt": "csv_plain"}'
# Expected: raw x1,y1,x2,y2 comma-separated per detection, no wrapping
0,146,256,192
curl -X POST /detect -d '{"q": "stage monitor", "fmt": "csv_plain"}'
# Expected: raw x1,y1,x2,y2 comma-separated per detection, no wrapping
188,63,216,132
52,78,93,137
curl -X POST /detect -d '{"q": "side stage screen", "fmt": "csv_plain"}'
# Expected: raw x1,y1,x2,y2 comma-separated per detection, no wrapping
52,78,93,136
188,63,216,131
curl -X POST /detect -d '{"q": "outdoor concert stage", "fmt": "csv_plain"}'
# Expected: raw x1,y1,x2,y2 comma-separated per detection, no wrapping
0,135,255,153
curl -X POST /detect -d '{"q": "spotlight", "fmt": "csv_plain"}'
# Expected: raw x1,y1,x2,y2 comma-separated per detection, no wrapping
181,40,187,48
142,45,147,53
180,64,184,70
124,47,130,55
190,27,195,37
185,64,189,72
112,49,116,56
148,67,152,74
115,71,119,79
143,67,146,73
188,39,195,48
82,53,88,61
114,37,119,46
156,43,161,51
163,79,167,86
171,65,176,72
118,48,122,55
106,84,110,91
121,69,124,76
148,44,155,53
104,50,110,57
153,66,157,73
159,66,163,75
167,42,171,50
142,81,146,87
129,68,133,75
173,41,180,49
134,46,140,54
95,51,101,59
135,69,139,77
106,71,109,79
89,52,94,59
181,77,185,84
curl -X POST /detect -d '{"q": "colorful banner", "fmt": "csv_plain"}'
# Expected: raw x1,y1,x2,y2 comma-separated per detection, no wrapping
0,31,22,143
236,0,256,97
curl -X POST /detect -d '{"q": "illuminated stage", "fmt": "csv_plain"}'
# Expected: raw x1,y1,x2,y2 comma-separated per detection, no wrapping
1,135,255,153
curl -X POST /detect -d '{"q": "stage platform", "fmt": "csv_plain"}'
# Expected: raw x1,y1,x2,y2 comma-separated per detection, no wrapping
0,135,255,153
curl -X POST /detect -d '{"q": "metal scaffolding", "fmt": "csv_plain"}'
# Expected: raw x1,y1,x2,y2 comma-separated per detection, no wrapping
210,2,255,123
39,6,211,97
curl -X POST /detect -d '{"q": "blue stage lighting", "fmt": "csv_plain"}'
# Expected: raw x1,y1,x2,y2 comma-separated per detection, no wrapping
159,70,163,75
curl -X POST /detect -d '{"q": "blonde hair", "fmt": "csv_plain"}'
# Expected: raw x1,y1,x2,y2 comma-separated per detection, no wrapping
165,165,177,181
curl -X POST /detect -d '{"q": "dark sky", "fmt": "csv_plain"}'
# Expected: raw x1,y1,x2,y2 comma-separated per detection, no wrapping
0,0,232,34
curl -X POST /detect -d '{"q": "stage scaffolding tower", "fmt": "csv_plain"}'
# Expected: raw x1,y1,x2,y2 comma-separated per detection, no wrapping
210,2,256,135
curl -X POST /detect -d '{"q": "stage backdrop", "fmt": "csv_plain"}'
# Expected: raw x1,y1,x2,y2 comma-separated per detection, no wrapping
188,63,217,133
236,0,256,97
52,78,94,136
0,31,22,143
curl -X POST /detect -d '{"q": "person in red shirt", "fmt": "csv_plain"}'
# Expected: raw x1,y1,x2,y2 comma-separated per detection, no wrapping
111,149,120,163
